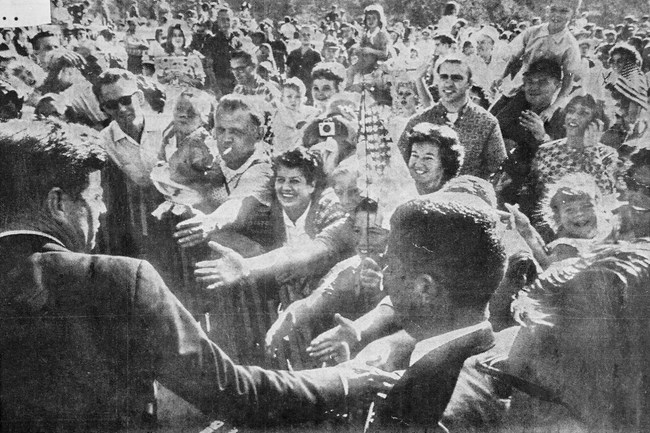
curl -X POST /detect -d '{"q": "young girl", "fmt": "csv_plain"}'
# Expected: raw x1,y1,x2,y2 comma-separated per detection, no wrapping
508,172,617,269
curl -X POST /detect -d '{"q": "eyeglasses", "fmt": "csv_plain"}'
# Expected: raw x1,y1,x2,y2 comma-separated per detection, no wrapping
439,74,466,82
101,92,136,110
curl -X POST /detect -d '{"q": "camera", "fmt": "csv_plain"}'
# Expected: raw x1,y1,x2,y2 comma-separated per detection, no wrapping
318,119,336,137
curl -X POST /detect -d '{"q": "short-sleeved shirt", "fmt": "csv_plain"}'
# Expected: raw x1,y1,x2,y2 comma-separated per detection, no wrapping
504,23,581,93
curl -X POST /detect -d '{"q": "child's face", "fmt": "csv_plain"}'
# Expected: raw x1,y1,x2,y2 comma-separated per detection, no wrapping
548,2,574,31
282,87,302,111
333,172,362,213
173,96,202,134
556,198,598,239
354,210,389,257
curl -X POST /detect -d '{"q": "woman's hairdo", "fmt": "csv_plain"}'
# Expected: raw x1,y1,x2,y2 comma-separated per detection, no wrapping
272,147,325,187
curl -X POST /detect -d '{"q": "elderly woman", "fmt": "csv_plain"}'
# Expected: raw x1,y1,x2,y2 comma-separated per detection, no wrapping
405,122,465,195
530,94,618,198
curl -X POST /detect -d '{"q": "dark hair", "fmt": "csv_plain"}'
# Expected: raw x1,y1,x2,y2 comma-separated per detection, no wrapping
311,62,346,86
0,119,105,219
564,94,609,129
164,24,186,54
442,1,459,16
628,148,650,176
29,31,56,51
389,198,506,308
272,147,324,188
92,68,138,102
407,122,464,183
436,53,473,81
355,197,379,213
230,49,257,66
469,84,491,109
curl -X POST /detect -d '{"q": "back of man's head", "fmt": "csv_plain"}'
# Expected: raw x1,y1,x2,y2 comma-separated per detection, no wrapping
389,198,506,309
0,120,105,222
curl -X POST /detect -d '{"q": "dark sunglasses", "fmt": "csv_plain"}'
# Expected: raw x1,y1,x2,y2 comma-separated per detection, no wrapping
439,73,466,82
101,92,136,110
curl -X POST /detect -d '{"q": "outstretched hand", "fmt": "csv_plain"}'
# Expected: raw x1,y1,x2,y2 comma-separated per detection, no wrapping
174,210,217,248
194,241,250,290
337,364,400,401
265,310,297,358
306,314,361,364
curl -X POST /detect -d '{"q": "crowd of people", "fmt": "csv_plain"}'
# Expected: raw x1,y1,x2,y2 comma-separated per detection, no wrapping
2,0,650,431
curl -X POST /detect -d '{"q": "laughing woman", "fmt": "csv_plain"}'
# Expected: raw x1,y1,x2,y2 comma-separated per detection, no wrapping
530,94,618,199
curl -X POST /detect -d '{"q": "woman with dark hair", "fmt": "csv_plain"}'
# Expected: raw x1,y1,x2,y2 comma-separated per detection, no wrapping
406,122,465,195
146,24,205,95
530,94,618,199
310,61,346,114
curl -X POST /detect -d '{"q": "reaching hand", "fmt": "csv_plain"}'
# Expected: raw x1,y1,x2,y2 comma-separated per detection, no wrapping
504,203,532,234
358,258,383,293
538,105,556,122
338,364,400,401
194,241,250,290
306,314,361,364
519,110,546,141
174,210,217,248
265,310,297,358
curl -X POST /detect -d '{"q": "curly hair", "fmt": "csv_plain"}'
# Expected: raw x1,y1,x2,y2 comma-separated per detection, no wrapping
406,122,465,183
272,147,325,189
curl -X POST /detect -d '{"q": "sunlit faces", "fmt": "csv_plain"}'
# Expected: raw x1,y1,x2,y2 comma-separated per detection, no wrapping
274,166,315,219
63,170,106,252
365,12,380,30
173,95,203,135
555,197,598,239
437,61,471,107
409,142,445,194
353,210,389,257
476,35,494,59
214,108,260,170
523,73,560,110
548,1,574,33
282,87,302,111
99,78,143,132
312,78,339,103
394,83,418,111
332,170,362,213
564,102,594,136
300,27,313,45
171,28,185,49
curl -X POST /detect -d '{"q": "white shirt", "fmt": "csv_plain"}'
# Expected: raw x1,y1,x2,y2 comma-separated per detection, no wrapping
282,204,311,247
409,321,491,366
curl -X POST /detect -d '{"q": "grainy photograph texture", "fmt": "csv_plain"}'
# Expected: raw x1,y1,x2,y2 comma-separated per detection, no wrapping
1,0,650,431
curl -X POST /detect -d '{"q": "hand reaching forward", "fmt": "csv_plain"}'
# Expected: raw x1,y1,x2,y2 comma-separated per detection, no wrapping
358,257,383,294
174,210,217,248
265,310,297,358
194,241,251,290
306,314,361,364
337,364,401,402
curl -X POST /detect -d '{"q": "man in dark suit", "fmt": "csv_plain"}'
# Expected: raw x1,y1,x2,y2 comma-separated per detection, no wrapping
0,119,394,432
366,197,507,430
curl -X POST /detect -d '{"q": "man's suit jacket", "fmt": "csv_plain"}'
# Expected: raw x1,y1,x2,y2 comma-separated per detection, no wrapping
0,232,345,432
370,325,495,431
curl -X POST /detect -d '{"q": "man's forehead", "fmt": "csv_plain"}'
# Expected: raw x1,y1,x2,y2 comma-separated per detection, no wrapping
101,79,138,97
215,108,254,126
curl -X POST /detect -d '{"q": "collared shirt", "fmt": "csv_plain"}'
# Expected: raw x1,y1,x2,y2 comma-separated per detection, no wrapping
219,141,274,206
410,321,492,366
282,204,312,247
397,101,507,180
101,114,171,187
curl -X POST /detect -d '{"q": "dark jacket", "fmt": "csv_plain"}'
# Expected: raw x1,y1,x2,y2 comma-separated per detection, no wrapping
0,232,345,432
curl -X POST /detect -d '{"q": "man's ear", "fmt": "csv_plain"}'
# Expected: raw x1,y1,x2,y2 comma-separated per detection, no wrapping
134,89,145,107
45,187,69,221
413,273,438,303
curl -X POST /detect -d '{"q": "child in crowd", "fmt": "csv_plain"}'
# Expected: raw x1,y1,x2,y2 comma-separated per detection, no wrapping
152,89,225,215
271,77,318,153
507,173,617,269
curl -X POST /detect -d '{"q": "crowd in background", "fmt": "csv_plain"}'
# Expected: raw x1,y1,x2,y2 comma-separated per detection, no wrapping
2,0,650,430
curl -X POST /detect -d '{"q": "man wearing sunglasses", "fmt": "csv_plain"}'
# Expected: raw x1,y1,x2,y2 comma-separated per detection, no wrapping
93,69,171,267
397,54,506,181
